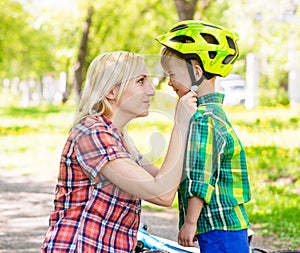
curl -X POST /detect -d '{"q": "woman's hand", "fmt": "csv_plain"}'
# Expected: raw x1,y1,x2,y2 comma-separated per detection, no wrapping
174,91,197,131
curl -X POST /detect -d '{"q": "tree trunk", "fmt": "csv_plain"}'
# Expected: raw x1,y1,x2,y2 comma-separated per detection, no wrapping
174,0,198,21
72,5,93,103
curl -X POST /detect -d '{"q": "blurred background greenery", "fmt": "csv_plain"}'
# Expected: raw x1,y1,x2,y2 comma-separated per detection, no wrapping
1,0,300,106
0,0,300,250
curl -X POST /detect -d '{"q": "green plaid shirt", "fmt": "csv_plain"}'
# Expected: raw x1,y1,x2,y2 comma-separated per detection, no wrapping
178,92,251,234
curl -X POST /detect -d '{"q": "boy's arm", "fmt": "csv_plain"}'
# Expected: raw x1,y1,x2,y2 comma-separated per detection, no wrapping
178,196,204,247
178,115,216,247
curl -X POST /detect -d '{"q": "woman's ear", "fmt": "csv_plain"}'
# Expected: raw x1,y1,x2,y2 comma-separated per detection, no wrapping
105,87,118,100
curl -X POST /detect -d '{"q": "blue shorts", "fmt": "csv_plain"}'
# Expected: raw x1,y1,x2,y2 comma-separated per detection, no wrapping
197,229,249,253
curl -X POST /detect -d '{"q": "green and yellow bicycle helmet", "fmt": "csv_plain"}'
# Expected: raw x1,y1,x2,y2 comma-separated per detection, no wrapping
156,20,239,78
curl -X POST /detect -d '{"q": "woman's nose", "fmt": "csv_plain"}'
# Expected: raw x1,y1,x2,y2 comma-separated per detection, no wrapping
145,81,156,96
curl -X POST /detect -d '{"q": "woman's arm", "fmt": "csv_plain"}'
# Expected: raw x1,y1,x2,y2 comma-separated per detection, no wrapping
101,124,185,206
101,91,197,206
140,156,159,177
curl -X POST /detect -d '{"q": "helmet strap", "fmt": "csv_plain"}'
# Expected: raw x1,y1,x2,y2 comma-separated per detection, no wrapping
186,59,206,91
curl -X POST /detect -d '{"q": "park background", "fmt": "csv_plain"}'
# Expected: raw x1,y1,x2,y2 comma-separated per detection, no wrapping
0,0,300,251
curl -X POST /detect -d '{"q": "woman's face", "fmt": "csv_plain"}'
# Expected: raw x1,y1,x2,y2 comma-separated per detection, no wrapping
117,64,155,118
163,56,191,98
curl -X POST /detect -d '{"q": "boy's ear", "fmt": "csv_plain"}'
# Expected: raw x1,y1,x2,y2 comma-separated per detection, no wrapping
194,64,203,78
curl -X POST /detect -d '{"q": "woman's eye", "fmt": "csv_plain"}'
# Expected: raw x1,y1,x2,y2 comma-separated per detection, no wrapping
137,78,144,85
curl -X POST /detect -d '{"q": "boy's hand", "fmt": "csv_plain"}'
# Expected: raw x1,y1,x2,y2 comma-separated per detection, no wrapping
178,221,197,247
178,197,203,247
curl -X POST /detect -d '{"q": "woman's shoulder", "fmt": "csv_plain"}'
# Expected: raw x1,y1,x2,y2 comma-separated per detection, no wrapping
79,114,112,130
70,115,118,141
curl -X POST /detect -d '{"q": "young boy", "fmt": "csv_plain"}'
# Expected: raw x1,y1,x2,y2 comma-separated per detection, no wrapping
156,20,251,253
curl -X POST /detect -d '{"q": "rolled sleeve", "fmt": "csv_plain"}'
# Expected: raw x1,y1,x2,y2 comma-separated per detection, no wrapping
75,127,130,182
186,179,215,203
184,116,217,204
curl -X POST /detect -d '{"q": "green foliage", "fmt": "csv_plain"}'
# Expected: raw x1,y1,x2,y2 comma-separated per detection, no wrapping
0,104,74,136
1,0,299,105
202,0,299,104
232,113,300,132
260,87,290,106
0,0,57,79
246,188,300,248
92,0,177,54
245,146,300,181
0,103,74,174
83,0,177,80
227,106,300,249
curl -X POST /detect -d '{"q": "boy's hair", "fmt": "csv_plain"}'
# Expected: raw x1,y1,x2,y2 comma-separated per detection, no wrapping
160,47,183,72
156,20,239,78
160,46,209,79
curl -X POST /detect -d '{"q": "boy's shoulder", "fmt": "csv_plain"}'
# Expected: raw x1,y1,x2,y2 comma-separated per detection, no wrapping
192,103,225,119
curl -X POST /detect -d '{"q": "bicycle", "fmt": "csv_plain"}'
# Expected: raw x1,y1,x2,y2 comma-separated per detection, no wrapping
248,229,300,253
135,223,300,253
135,223,198,253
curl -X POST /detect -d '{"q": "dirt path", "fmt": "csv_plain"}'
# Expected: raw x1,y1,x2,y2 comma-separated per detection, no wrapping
0,169,284,253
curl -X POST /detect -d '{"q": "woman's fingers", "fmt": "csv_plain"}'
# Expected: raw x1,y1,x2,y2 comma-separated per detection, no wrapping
182,90,197,110
175,91,198,123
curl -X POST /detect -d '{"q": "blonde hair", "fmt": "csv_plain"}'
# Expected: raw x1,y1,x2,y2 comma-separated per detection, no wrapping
73,51,145,128
72,51,145,161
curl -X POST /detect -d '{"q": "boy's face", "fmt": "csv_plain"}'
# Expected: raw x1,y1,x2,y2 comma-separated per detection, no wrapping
163,57,191,98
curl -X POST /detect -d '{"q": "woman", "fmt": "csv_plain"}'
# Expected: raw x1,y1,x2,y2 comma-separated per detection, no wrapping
41,51,197,252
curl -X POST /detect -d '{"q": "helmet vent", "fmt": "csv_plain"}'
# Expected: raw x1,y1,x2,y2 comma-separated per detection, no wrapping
170,35,195,43
208,51,217,59
200,33,219,45
170,24,188,32
226,36,236,50
222,55,234,64
202,23,222,30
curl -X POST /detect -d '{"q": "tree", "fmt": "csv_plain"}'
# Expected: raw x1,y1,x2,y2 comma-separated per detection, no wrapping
174,0,198,20
72,5,94,103
173,0,215,21
69,0,178,100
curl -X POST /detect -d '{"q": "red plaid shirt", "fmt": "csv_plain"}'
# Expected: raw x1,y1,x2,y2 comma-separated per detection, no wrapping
41,115,142,253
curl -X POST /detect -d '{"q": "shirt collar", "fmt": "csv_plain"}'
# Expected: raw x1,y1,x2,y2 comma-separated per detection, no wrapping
197,92,224,106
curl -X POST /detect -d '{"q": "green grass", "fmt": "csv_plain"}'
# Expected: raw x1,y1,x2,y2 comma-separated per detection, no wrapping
244,146,300,249
0,101,300,249
0,103,74,175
